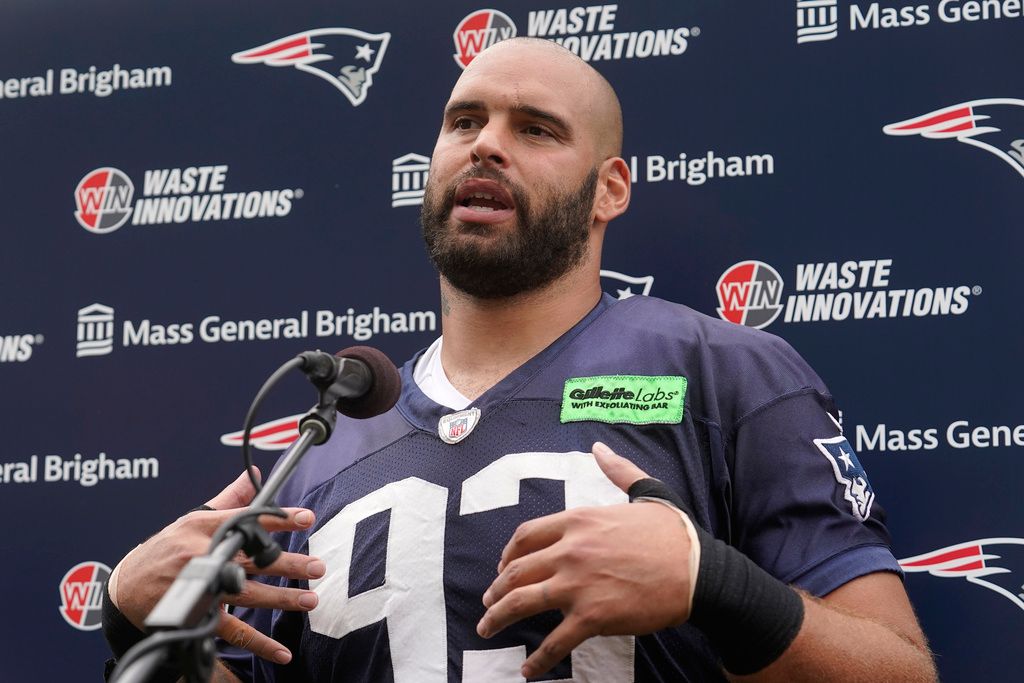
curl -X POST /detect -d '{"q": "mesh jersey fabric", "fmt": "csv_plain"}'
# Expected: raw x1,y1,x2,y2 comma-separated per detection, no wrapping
219,293,899,683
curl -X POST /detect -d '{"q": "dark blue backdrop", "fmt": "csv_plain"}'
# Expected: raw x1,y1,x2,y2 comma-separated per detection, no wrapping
1,1,1020,680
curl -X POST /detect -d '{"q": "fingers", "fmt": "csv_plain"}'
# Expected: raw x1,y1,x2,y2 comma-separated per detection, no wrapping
206,468,261,509
237,551,326,581
498,513,569,572
592,441,648,492
216,611,293,665
225,578,320,613
184,506,316,536
483,544,558,610
522,616,593,678
478,567,557,639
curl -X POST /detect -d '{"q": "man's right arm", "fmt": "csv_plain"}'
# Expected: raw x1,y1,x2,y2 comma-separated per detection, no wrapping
104,470,324,681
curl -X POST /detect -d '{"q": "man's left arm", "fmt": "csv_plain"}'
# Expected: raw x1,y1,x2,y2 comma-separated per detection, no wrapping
476,443,936,681
737,572,934,682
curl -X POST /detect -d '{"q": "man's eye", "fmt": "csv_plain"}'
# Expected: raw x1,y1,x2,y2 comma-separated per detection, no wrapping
524,125,550,137
453,118,479,130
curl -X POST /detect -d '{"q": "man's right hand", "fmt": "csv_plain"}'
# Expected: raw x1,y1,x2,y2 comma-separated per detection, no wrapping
111,469,324,665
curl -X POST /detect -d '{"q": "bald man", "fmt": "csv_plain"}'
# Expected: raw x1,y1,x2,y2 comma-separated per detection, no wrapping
103,39,936,683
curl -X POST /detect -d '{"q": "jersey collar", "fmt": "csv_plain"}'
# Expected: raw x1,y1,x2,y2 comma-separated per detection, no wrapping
396,293,617,434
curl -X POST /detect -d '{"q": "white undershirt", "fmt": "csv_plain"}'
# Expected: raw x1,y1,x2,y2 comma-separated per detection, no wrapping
413,336,471,411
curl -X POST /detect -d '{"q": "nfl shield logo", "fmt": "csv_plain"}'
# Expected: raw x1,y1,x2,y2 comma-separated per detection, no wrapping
438,407,481,444
449,418,468,439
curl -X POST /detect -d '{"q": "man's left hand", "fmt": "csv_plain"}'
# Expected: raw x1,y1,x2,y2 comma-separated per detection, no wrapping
477,442,693,678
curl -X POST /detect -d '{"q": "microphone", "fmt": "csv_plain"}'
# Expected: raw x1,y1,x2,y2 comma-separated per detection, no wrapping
297,346,401,419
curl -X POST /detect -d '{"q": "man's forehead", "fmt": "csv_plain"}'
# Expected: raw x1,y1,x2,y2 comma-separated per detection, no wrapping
446,51,586,118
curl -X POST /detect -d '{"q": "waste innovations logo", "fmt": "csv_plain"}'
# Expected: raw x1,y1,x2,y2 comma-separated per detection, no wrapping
716,261,784,329
900,539,1024,613
0,331,43,363
884,98,1024,181
74,302,437,356
74,168,134,233
59,561,110,631
796,0,1024,44
453,4,699,68
715,258,980,328
0,63,171,101
73,164,301,234
232,28,390,107
454,9,518,67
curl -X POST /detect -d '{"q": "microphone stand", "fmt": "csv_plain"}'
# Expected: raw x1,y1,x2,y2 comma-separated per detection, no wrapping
111,359,348,683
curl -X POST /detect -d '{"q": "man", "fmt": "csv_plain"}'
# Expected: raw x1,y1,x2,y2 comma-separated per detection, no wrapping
104,38,937,682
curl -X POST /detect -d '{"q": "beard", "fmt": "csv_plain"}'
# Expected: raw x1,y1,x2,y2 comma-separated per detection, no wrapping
420,166,598,299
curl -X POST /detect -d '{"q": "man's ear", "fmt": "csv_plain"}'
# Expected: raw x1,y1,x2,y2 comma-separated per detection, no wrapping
594,157,631,224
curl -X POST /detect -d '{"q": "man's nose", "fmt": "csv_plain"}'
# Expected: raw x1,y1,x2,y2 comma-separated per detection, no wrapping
470,123,509,168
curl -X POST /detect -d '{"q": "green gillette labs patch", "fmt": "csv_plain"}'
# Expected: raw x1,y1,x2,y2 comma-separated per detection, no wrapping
560,375,686,425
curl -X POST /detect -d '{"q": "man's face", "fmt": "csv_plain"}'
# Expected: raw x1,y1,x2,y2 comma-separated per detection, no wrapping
420,44,603,299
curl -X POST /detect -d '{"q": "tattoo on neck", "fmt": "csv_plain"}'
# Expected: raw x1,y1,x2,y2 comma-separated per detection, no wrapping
440,292,452,316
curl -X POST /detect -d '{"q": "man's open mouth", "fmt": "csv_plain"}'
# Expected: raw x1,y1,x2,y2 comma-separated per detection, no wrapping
459,191,510,212
453,179,516,218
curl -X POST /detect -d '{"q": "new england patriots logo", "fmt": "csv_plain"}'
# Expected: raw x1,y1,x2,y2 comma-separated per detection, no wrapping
220,414,301,451
814,436,874,522
232,28,391,107
883,98,1024,180
899,538,1024,613
600,269,654,301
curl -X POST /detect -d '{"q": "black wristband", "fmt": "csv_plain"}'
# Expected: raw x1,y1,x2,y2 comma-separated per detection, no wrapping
102,579,148,660
627,477,805,675
101,580,182,683
101,503,215,681
689,527,805,675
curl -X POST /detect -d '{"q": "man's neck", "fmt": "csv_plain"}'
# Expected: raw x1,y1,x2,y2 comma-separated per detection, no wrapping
438,267,601,402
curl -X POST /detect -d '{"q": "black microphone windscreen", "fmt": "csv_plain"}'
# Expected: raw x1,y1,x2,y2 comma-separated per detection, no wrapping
333,346,402,419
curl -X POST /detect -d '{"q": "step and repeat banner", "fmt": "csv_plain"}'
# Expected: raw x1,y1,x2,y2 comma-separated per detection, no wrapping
0,1,1019,680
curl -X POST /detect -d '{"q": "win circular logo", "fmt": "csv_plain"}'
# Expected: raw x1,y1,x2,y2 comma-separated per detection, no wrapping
453,9,517,69
58,560,111,631
74,167,134,233
716,260,784,329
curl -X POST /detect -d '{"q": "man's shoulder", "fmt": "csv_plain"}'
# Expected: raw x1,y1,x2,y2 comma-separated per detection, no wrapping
602,294,807,366
565,295,832,425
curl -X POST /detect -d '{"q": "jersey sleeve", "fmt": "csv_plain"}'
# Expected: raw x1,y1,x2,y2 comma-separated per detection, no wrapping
728,388,901,596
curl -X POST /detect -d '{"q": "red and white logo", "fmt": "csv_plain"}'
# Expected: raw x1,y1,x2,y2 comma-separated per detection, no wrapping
715,260,784,329
59,561,110,631
883,98,1024,180
453,10,517,69
900,538,1024,612
221,414,303,451
74,167,135,233
232,28,391,107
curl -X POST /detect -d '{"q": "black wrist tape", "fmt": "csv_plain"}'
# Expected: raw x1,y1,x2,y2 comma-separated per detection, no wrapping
101,579,148,660
101,502,215,681
101,581,181,683
689,527,805,675
627,478,805,675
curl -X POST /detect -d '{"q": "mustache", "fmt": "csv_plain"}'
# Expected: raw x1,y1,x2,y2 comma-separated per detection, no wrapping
442,167,526,209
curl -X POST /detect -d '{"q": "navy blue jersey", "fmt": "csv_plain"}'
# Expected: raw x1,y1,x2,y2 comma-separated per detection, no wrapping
220,294,899,682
